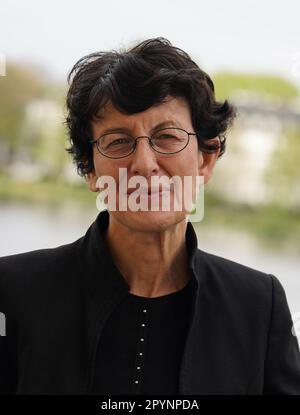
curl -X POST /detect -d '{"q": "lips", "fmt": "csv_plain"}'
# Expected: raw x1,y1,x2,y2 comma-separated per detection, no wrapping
126,185,170,196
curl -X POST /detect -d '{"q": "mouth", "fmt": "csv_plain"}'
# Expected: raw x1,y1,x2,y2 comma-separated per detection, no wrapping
126,186,171,196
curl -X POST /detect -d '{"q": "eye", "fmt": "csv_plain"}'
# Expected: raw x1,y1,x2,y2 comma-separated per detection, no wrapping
156,134,176,139
101,134,133,149
109,138,128,146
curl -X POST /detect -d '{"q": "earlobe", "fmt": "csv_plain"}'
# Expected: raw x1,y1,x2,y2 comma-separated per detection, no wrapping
86,170,99,192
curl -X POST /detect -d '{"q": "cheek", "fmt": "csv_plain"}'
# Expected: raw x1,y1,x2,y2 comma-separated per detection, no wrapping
182,139,200,171
93,154,129,191
172,150,200,178
93,152,115,177
92,151,101,174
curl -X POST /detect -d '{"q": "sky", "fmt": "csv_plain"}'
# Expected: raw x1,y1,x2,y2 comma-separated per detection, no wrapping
1,0,300,88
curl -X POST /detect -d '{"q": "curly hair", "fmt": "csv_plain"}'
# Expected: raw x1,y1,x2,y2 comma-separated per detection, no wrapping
65,37,236,177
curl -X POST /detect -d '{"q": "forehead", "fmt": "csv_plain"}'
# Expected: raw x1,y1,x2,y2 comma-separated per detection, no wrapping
93,96,192,132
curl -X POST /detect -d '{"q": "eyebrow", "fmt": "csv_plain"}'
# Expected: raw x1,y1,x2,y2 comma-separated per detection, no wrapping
99,120,179,136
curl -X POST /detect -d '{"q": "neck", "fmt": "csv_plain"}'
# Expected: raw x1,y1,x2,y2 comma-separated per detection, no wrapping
104,215,191,298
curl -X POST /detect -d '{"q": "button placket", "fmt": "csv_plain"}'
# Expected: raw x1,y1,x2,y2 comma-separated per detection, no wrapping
132,301,150,393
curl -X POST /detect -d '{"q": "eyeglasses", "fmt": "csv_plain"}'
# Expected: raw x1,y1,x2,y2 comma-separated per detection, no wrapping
89,127,197,159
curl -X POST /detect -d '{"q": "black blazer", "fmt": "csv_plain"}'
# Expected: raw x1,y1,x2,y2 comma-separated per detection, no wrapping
1,209,300,395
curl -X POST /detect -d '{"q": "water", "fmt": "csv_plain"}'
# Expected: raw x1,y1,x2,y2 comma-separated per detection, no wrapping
0,202,299,318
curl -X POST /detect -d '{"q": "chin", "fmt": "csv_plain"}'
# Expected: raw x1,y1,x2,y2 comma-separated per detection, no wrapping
109,209,187,232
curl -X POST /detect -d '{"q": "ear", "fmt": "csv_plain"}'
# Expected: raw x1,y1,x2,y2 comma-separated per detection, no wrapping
198,137,221,184
86,169,99,193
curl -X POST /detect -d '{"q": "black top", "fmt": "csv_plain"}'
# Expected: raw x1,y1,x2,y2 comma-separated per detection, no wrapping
93,275,196,395
1,210,300,394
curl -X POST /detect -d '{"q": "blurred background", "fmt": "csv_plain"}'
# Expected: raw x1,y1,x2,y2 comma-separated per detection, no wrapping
0,1,299,321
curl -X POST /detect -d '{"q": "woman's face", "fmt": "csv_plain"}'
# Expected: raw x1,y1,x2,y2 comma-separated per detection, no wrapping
88,96,219,232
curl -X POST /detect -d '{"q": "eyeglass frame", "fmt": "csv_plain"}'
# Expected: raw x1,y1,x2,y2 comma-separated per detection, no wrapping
89,127,197,159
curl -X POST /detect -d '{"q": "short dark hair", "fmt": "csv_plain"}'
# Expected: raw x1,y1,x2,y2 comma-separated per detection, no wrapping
65,37,236,177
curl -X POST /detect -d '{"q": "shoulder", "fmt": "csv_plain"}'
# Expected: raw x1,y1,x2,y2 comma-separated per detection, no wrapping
0,238,83,308
194,248,278,306
196,247,273,282
0,238,81,274
193,248,294,340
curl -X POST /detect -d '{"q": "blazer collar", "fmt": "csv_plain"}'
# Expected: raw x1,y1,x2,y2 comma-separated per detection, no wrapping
80,209,200,304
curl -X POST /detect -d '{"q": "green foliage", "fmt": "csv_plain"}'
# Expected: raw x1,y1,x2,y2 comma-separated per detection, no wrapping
212,72,300,101
264,127,300,206
0,63,46,157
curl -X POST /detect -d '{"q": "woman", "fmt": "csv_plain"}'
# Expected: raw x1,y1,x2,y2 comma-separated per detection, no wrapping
0,37,300,395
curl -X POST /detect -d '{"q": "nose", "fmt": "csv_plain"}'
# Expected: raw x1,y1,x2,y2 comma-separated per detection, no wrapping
129,136,160,177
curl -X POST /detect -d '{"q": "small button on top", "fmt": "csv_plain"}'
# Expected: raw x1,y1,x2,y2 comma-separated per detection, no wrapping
143,309,147,313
